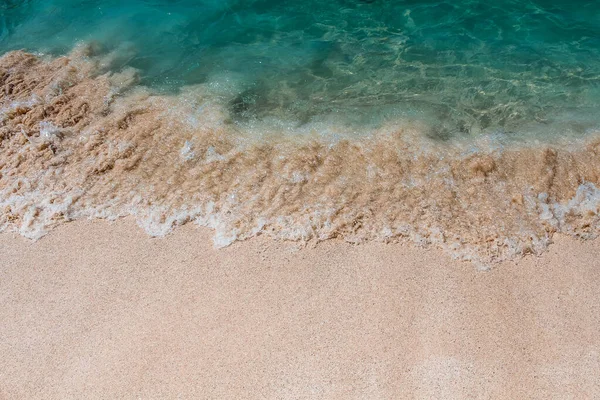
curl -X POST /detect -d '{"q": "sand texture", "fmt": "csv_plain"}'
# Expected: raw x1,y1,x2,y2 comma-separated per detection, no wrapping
1,219,599,399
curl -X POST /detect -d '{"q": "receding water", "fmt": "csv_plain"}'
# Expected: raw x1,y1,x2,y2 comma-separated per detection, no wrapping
2,0,599,138
1,0,600,265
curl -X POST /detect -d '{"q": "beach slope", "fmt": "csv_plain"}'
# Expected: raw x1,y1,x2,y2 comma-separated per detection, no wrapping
1,219,599,399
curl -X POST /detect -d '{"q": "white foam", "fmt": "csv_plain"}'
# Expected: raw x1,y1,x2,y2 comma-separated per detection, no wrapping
39,122,62,142
0,95,42,120
180,140,195,161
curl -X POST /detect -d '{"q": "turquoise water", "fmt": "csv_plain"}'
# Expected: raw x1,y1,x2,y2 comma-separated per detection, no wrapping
1,0,600,138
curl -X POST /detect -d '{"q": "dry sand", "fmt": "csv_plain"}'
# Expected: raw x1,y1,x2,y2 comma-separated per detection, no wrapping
1,219,599,399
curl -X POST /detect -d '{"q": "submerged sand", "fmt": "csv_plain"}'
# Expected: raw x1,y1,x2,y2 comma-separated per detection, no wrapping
1,48,600,266
1,219,599,399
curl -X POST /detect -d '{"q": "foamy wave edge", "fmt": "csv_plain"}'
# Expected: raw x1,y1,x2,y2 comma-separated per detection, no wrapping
1,46,600,268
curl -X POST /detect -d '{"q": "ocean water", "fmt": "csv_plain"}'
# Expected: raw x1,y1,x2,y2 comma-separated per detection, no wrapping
1,0,600,265
2,0,599,137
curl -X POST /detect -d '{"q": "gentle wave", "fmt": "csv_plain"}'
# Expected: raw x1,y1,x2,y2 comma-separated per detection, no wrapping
1,48,600,267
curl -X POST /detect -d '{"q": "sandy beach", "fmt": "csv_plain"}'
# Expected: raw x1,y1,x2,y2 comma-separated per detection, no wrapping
2,1,600,398
1,219,599,399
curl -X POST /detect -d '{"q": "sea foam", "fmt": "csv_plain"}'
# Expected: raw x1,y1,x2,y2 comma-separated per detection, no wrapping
1,49,600,266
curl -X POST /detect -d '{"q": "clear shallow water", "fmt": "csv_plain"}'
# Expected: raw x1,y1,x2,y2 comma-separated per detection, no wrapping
1,0,599,138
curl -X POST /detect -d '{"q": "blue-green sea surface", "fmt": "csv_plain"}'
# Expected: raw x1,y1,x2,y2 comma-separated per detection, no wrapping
1,0,599,139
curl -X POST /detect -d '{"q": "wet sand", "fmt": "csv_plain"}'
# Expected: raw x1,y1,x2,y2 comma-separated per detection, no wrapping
1,218,599,399
3,50,600,265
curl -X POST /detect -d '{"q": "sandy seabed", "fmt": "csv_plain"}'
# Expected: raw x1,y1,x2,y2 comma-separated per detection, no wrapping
1,218,599,399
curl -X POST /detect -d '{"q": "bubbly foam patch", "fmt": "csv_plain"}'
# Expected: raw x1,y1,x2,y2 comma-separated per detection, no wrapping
1,49,600,266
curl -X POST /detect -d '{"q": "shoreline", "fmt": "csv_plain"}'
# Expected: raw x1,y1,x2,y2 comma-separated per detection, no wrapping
2,49,600,265
2,218,599,398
